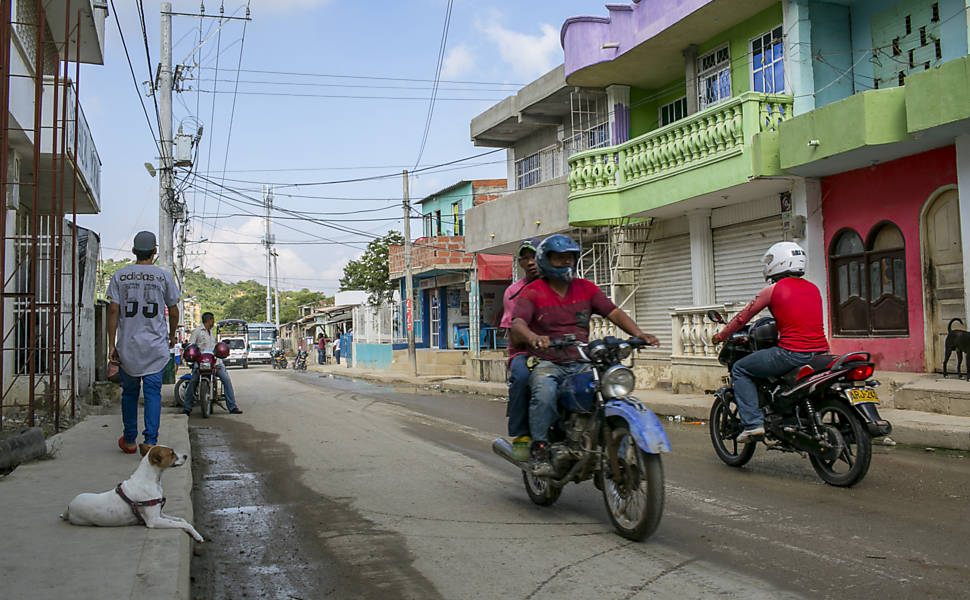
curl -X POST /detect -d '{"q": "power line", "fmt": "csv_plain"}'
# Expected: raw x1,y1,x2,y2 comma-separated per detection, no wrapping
413,0,454,171
211,0,251,240
110,0,161,153
199,1,226,239
194,89,505,101
195,66,525,86
194,77,523,92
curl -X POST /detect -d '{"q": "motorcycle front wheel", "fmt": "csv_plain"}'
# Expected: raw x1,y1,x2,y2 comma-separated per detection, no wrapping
709,394,757,467
199,379,210,419
809,398,872,487
173,378,187,407
602,424,664,541
522,471,562,506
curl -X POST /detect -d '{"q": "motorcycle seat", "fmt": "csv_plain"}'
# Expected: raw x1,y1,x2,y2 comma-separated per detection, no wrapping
778,354,840,385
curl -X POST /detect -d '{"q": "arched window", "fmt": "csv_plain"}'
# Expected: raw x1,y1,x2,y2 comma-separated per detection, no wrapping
866,222,907,335
830,229,867,336
829,223,908,336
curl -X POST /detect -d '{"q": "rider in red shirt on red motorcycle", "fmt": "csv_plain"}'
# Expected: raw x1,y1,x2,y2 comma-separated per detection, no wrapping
711,242,829,443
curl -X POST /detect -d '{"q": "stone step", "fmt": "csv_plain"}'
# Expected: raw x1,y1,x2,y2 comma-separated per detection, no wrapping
893,377,970,417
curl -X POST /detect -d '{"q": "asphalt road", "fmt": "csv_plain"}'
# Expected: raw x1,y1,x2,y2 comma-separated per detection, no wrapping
188,366,970,600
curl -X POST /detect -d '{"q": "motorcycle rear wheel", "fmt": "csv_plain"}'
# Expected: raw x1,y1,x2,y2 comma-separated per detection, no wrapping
522,471,562,506
602,424,664,541
809,398,872,487
199,379,210,419
709,395,757,467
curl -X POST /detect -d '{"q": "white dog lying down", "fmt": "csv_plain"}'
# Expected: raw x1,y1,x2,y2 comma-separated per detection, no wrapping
61,443,204,542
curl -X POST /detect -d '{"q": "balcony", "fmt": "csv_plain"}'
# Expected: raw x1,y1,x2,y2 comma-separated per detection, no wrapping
566,92,792,225
37,79,101,214
465,176,569,254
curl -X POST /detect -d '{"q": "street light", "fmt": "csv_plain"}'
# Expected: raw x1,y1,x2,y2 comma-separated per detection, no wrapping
144,162,157,178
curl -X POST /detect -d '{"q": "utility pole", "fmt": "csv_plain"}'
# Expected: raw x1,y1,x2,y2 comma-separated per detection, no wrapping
176,218,186,337
402,170,417,377
264,185,273,323
272,250,280,331
157,2,174,274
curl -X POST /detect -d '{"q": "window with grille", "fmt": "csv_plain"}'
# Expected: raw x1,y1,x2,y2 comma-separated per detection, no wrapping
697,45,731,109
751,26,785,93
514,145,562,190
565,91,611,156
659,97,687,127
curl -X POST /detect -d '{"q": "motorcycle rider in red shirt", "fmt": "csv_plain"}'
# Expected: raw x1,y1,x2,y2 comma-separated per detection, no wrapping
711,242,829,443
511,234,659,475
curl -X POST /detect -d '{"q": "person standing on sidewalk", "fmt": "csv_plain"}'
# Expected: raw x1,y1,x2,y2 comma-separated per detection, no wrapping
106,231,180,453
317,333,328,364
501,238,541,461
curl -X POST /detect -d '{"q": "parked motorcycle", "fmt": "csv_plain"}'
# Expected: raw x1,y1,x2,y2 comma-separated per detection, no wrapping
492,335,669,541
272,349,288,370
292,350,308,371
179,342,232,418
707,310,892,487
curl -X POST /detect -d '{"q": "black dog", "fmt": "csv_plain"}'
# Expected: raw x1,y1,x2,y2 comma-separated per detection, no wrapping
943,318,970,380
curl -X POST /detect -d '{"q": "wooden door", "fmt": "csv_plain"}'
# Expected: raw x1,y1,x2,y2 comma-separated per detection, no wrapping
925,190,966,371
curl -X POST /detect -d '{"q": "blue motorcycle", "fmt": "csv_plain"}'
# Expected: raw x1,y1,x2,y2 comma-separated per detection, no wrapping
492,335,670,541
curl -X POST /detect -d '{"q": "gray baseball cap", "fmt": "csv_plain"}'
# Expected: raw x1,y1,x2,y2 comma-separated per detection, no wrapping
519,237,541,256
132,231,157,252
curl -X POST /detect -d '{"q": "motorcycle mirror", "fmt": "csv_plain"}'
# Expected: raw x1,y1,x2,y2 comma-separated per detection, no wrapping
706,310,725,324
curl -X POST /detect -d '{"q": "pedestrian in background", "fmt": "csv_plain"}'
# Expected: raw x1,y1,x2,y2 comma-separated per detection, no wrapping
317,333,327,364
106,231,180,454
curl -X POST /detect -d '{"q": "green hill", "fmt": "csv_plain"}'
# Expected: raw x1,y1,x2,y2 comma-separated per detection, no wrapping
98,259,330,323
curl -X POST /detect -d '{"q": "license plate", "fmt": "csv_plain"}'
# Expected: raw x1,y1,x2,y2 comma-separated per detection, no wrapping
846,388,879,404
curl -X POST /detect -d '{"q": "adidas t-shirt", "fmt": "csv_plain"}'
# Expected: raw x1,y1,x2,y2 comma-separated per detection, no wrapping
106,264,180,377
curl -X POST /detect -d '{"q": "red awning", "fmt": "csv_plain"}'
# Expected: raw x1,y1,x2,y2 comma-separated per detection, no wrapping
476,253,513,281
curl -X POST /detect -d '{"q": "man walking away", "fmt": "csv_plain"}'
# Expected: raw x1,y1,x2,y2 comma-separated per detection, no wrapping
106,231,180,453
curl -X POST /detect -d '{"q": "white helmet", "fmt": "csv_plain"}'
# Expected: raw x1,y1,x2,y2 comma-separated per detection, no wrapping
762,241,807,281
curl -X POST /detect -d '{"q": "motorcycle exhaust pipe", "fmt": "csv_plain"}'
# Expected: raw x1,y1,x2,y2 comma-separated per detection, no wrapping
492,438,526,470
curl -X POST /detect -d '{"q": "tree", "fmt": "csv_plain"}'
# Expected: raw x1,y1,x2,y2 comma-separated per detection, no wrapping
339,230,405,304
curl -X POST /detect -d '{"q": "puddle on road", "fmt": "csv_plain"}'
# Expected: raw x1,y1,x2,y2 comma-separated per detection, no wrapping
189,421,442,600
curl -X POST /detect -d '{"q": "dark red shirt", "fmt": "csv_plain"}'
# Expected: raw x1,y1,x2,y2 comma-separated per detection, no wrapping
511,278,617,363
719,276,829,352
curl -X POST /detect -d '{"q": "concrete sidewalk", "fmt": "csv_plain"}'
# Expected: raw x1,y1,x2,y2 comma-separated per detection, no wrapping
310,362,970,451
0,410,194,600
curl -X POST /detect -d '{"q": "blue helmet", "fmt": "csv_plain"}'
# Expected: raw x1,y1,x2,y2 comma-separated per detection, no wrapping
536,234,581,283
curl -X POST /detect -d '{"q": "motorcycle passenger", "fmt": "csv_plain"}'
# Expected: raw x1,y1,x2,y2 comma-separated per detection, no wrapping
182,312,243,415
711,241,828,443
501,238,541,461
510,234,658,475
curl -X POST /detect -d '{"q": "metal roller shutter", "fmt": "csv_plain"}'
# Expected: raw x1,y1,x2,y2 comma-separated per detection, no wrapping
713,216,783,303
635,234,693,352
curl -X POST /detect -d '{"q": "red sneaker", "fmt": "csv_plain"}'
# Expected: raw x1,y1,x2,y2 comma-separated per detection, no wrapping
118,436,137,454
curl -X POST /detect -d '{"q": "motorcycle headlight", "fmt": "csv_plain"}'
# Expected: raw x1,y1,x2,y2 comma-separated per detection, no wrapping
601,365,635,398
617,342,632,360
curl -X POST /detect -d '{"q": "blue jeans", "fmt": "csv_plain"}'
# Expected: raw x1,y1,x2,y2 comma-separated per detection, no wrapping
120,367,163,445
507,354,530,438
732,346,818,428
318,348,326,364
529,360,590,442
184,365,238,412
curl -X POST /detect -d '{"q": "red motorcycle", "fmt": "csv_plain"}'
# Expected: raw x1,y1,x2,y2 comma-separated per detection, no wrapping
182,342,231,418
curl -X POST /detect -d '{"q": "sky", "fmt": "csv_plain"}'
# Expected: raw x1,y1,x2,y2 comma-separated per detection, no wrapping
79,0,603,294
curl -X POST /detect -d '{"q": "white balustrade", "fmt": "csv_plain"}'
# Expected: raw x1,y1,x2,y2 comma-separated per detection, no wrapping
670,303,748,360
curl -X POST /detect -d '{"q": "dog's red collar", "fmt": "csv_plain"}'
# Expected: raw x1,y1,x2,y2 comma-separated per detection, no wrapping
115,483,166,526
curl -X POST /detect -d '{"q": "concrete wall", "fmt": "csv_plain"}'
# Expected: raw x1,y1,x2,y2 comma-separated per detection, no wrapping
73,226,100,401
809,1,854,108
354,343,393,370
465,178,569,253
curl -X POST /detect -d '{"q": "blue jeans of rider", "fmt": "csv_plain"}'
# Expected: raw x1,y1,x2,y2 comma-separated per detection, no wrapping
120,367,163,446
529,360,590,442
732,346,817,428
507,353,530,438
184,365,238,412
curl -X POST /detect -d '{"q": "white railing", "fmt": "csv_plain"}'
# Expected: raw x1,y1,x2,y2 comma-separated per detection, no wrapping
670,303,747,360
589,315,617,340
352,303,407,345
